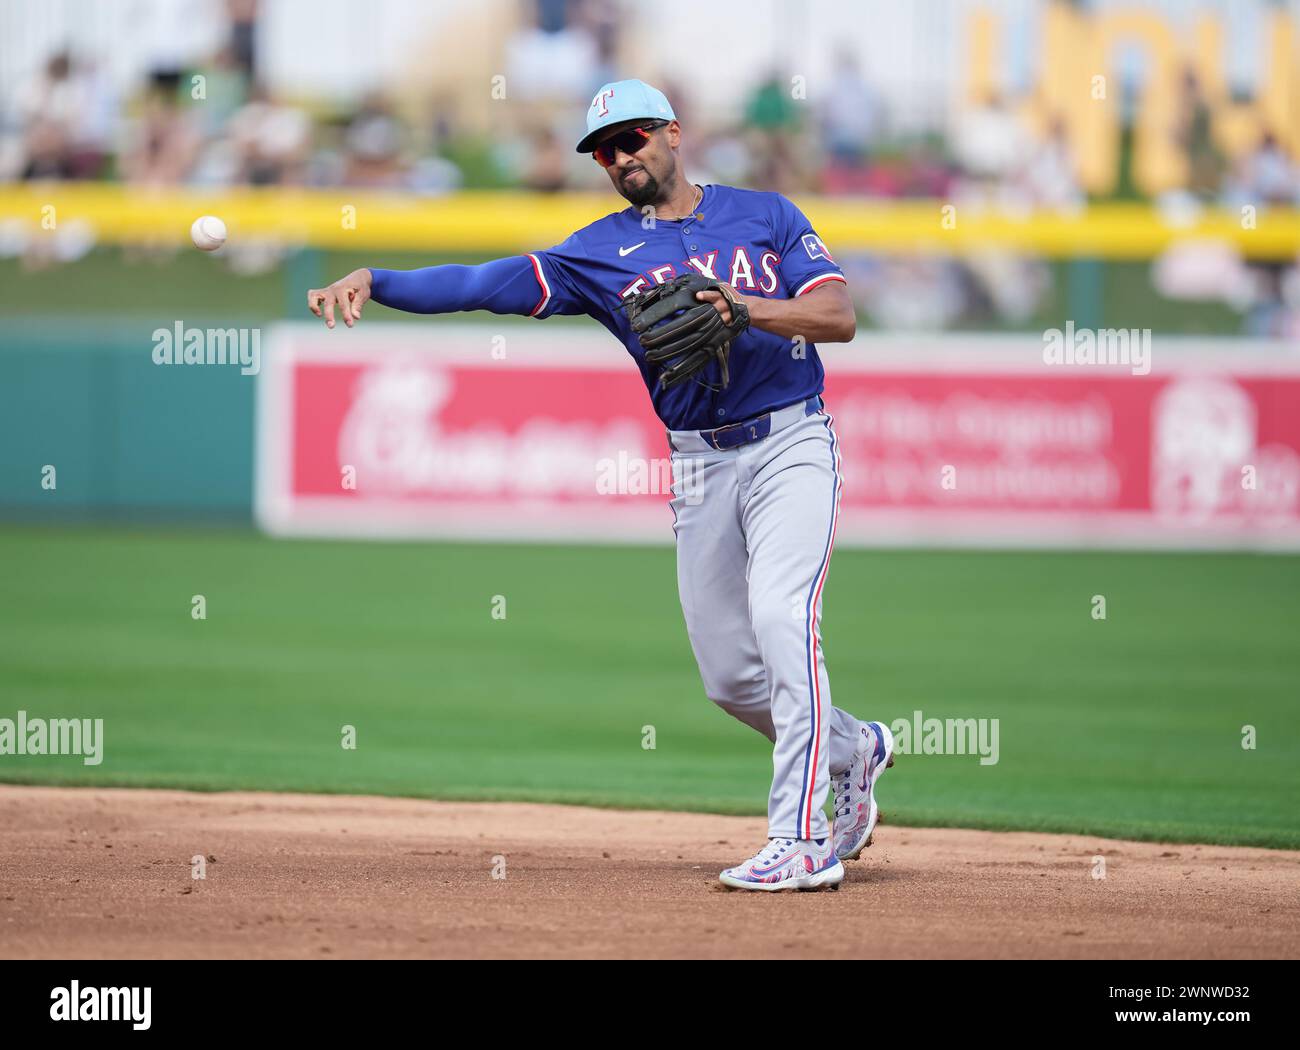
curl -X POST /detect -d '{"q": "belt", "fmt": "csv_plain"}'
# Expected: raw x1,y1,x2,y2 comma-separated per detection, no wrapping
667,396,823,453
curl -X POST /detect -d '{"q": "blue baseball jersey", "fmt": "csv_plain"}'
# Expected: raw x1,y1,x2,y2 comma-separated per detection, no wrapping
526,184,845,432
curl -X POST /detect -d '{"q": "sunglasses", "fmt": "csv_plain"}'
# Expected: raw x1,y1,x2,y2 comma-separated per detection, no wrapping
592,121,668,167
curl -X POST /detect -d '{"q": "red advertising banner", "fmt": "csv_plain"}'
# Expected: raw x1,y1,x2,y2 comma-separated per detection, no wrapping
256,325,1300,549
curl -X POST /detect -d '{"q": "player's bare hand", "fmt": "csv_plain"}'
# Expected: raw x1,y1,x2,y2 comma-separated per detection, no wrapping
308,269,373,329
695,284,748,326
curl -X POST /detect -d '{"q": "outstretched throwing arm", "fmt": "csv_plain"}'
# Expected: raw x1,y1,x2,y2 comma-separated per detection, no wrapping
307,256,552,329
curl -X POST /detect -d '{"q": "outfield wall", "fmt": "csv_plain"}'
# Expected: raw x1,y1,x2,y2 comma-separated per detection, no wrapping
3,320,1296,547
0,322,255,523
256,324,1300,551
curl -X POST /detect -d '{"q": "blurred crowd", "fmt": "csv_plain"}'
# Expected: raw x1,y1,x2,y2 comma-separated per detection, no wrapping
2,0,1297,335
12,0,1298,205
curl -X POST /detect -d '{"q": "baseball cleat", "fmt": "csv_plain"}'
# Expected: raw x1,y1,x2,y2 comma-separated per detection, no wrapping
831,720,895,861
718,837,844,892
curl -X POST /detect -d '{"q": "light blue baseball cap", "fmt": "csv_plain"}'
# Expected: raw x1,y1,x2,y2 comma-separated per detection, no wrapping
576,78,677,153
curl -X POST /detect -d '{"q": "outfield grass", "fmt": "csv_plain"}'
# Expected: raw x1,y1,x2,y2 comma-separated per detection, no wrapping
0,527,1296,848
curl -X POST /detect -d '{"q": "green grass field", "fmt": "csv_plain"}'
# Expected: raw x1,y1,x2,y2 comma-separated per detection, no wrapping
0,527,1296,848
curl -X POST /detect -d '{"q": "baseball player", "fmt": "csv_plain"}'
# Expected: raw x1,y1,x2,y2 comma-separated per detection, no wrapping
308,79,894,892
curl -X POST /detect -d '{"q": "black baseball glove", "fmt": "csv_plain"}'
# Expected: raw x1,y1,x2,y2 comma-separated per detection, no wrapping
623,273,750,390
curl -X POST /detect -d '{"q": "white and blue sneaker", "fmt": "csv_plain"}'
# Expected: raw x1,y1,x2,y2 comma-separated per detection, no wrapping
831,721,895,861
718,837,844,892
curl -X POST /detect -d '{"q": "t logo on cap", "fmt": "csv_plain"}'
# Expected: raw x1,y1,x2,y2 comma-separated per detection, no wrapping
576,78,677,154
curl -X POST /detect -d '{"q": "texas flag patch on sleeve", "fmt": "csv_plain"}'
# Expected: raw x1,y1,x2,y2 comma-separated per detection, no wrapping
802,233,834,262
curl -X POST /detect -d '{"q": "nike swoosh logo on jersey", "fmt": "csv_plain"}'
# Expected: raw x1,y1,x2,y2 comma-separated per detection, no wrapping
618,242,646,256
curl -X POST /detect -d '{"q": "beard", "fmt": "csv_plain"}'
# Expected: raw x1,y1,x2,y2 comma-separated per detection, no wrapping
617,165,661,207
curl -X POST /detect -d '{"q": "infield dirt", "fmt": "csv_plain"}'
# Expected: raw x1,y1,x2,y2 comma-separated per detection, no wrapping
1,785,1296,959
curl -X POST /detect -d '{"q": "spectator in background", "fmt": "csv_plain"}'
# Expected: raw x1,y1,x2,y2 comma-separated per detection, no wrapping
951,90,1028,204
8,50,109,266
136,0,226,73
505,0,599,105
1176,68,1225,201
743,70,805,192
1232,130,1300,337
744,69,800,137
750,131,802,195
652,76,717,185
1234,130,1300,207
228,83,310,185
950,91,1051,326
536,0,569,32
17,51,116,180
1021,116,1083,211
120,71,202,187
186,47,251,186
342,94,406,188
522,127,568,192
820,50,880,167
577,0,622,95
226,0,259,79
191,45,249,140
500,0,621,191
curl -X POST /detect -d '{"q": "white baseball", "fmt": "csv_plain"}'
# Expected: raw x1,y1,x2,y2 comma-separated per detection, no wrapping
190,215,227,252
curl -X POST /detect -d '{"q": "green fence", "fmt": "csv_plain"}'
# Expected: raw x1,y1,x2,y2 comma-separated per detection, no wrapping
0,321,256,523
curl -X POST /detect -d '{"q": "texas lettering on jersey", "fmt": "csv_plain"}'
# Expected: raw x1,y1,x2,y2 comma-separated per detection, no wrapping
617,245,783,299
526,184,847,431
